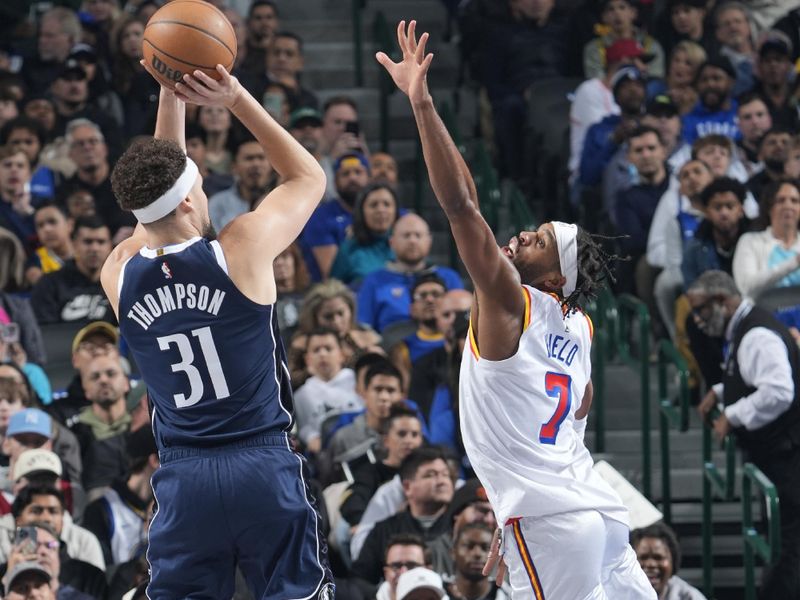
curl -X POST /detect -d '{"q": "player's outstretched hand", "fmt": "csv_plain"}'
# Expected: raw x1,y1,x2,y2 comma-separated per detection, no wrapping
174,65,244,110
376,20,433,106
483,527,507,586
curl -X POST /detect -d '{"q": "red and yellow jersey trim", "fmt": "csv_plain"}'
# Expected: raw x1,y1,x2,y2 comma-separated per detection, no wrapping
512,520,545,600
584,313,594,341
467,287,533,361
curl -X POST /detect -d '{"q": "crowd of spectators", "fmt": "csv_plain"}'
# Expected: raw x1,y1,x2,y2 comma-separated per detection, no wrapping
0,0,798,598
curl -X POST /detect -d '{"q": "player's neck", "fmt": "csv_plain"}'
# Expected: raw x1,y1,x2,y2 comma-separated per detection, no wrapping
145,220,201,249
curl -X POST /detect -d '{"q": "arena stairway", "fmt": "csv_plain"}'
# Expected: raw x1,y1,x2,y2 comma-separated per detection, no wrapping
585,362,756,599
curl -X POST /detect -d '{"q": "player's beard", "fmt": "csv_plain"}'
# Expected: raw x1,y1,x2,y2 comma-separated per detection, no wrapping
202,219,217,241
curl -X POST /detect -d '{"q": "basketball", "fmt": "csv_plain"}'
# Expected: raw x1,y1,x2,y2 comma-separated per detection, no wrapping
142,0,237,89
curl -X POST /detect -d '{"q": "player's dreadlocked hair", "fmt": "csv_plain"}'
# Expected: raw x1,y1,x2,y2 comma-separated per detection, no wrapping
561,227,625,315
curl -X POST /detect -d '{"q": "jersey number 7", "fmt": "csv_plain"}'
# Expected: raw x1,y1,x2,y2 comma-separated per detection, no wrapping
539,372,572,444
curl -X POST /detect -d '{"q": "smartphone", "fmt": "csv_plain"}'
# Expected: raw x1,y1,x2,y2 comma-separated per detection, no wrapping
344,120,360,136
1,323,19,344
15,526,37,555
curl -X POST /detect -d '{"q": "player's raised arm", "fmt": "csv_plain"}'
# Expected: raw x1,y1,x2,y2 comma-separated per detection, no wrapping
175,66,325,255
377,22,522,316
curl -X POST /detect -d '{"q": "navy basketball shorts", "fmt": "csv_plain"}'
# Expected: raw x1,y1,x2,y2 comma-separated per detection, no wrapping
146,433,334,599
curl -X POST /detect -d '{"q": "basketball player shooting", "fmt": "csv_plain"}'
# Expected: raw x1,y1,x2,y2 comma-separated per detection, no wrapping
377,21,656,599
100,66,333,598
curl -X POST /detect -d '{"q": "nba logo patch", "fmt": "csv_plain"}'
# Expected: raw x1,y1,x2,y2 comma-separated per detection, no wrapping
161,262,173,279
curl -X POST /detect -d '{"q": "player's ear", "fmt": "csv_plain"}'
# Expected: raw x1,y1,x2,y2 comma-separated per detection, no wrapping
540,274,566,294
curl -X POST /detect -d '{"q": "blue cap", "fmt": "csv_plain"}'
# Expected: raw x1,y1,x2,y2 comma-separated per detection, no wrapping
7,409,52,439
333,152,370,174
611,66,645,95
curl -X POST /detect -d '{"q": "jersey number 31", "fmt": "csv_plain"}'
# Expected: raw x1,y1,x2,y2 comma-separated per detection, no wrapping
539,372,572,444
157,327,231,408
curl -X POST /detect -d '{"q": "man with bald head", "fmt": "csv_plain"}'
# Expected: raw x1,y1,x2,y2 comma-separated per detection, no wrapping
357,213,463,333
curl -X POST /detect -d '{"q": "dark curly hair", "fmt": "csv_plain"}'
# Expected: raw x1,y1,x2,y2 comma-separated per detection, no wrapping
562,227,624,315
111,138,188,214
630,522,682,574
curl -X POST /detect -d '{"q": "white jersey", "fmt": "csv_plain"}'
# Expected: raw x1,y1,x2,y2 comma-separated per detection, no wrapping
460,285,629,526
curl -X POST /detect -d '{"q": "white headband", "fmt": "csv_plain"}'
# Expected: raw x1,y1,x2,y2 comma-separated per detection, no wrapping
132,157,199,224
552,221,578,298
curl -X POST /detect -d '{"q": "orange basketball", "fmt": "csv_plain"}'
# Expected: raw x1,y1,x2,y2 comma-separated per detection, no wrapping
142,0,237,89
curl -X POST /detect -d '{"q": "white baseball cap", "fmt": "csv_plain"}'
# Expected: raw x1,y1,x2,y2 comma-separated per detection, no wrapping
396,567,447,600
13,449,63,482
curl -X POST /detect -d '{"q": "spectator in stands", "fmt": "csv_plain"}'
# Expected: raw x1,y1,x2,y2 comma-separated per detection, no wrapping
328,361,404,463
484,0,570,178
331,183,400,285
11,448,85,524
301,152,370,280
0,379,27,444
319,97,367,197
340,404,423,529
0,90,18,132
352,447,454,585
289,280,381,388
631,522,705,599
375,533,429,600
69,353,130,496
23,8,82,96
49,60,122,158
2,485,105,574
70,44,124,131
196,105,234,176
274,242,310,345
648,159,713,338
3,521,99,600
389,274,447,389
22,96,58,149
208,138,275,231
396,567,448,600
183,124,232,198
26,204,73,287
786,135,800,180
357,214,463,334
408,290,471,419
653,41,707,116
31,216,113,325
1,117,59,201
746,127,792,202
269,31,317,108
221,8,247,71
444,523,508,600
82,426,156,568
58,120,132,240
370,153,399,187
714,2,756,96
2,409,54,487
682,56,740,145
579,66,646,189
63,191,94,222
0,146,37,253
239,0,279,77
294,328,362,454
614,126,670,296
49,321,117,427
693,270,800,599
733,179,800,299
735,92,772,178
289,107,324,162
774,6,800,63
689,135,750,199
583,0,664,80
661,0,714,57
752,31,798,131
0,229,27,296
110,16,157,139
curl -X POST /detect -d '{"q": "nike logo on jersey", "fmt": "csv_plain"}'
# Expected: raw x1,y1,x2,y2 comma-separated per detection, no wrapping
544,332,580,366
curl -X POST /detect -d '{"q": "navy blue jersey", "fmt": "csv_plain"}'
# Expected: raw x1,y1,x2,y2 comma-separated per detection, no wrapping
118,237,292,449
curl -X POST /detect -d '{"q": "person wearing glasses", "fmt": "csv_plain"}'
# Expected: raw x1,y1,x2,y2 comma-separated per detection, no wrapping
376,533,429,600
692,270,800,599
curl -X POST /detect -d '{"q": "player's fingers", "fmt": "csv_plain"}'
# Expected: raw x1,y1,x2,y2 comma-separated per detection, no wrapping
408,20,418,53
414,31,429,63
495,561,507,586
174,81,203,102
375,52,395,69
419,53,434,77
179,73,211,95
397,20,408,55
191,69,221,90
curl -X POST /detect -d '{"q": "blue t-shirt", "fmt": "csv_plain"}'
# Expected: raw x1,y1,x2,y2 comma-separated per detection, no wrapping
682,101,740,145
357,266,464,333
300,200,353,281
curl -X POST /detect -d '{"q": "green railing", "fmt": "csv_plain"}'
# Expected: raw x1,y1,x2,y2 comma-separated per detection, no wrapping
701,409,736,597
373,11,395,152
743,463,781,600
352,0,368,86
507,182,536,232
615,294,652,498
656,340,690,524
472,141,501,232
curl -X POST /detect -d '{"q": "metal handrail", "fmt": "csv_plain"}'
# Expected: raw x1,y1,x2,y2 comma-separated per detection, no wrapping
656,339,690,524
743,463,781,600
701,409,736,597
352,0,367,86
615,294,652,498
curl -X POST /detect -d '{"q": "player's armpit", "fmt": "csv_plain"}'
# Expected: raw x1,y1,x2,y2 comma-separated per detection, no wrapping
575,380,593,420
100,224,148,314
